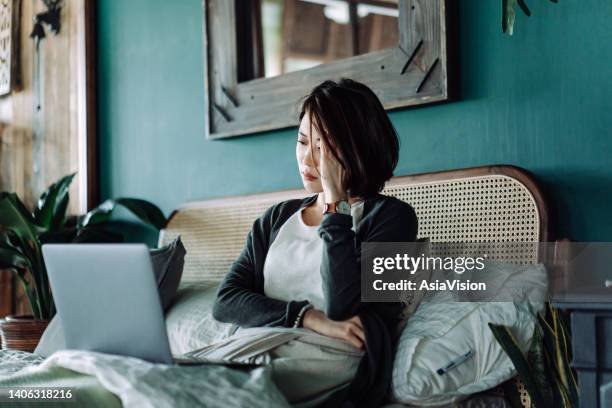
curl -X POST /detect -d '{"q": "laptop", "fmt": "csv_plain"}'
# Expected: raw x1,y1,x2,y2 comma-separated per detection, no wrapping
42,243,260,368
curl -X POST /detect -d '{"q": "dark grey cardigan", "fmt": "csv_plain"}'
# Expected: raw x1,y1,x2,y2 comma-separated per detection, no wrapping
212,192,418,408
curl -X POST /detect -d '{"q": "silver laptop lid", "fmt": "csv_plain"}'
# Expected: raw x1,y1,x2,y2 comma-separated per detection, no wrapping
42,244,173,364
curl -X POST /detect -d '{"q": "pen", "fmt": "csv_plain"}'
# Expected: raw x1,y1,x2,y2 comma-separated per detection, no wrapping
436,349,474,375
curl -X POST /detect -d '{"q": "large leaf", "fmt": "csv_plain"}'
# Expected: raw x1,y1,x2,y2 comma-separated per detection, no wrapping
0,227,26,255
488,323,549,408
554,309,578,403
0,247,33,271
537,307,578,406
0,193,41,244
13,269,41,318
0,246,44,319
80,198,167,230
33,173,76,231
0,195,52,319
0,230,51,319
527,325,554,403
0,194,47,303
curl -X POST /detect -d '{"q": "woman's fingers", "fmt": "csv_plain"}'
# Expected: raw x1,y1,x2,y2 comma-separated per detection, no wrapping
320,138,330,184
350,324,366,348
339,322,365,350
349,315,363,330
346,332,364,350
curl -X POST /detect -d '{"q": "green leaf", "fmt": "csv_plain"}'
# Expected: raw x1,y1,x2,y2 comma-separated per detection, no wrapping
527,325,554,402
33,173,76,231
556,313,578,403
0,247,33,271
542,306,578,405
81,198,167,230
488,323,549,408
0,193,40,243
0,195,52,319
0,246,45,319
0,228,26,255
517,0,531,16
13,270,41,318
0,194,45,294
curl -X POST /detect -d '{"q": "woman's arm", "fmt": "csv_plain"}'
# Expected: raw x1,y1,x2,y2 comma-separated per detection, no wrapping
317,198,418,321
212,206,310,328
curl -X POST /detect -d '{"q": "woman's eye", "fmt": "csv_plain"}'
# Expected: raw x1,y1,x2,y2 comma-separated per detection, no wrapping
297,140,306,145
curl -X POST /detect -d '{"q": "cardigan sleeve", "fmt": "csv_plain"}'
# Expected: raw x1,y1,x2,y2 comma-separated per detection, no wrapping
212,205,311,328
317,198,418,321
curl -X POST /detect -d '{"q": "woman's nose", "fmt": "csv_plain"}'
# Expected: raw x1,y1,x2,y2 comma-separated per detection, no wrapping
302,146,318,166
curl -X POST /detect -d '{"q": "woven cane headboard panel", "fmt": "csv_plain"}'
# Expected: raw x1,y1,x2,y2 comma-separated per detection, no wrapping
159,165,549,287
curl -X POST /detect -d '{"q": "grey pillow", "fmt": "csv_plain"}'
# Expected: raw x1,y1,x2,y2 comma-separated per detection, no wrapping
34,236,186,357
150,235,186,311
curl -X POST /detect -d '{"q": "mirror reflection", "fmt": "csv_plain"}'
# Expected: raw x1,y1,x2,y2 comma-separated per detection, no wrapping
237,0,399,82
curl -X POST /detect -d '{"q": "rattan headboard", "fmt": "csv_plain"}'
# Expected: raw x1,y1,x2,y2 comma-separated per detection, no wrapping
159,165,550,287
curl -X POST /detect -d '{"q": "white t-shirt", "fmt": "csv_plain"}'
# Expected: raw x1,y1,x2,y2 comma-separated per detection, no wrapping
263,201,365,311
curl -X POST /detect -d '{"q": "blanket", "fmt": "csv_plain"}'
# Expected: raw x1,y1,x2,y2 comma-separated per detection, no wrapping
0,349,289,408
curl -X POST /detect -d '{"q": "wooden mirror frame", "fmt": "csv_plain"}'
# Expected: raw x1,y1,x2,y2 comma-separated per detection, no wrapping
202,0,458,140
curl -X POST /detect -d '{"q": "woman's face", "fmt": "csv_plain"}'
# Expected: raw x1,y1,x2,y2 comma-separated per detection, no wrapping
297,112,323,193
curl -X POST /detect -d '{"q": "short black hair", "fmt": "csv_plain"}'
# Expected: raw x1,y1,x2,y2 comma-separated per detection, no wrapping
298,78,400,198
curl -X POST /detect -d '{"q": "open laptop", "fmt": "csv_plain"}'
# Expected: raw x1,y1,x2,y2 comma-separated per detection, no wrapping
42,243,260,368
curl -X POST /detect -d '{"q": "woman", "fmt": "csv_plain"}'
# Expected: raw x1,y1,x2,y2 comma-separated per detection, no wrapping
212,78,418,407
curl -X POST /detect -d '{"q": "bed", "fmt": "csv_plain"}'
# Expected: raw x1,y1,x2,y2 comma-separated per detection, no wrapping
0,164,553,407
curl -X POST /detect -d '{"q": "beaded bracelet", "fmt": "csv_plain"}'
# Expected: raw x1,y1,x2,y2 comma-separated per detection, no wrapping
293,303,314,328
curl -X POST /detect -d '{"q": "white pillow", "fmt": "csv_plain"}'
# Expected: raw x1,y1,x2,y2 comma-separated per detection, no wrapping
390,262,548,406
165,285,237,356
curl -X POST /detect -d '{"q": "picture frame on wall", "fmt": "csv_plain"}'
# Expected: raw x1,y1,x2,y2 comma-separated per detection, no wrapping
0,0,21,96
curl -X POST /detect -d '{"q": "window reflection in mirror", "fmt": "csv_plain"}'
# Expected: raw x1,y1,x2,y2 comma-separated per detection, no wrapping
236,0,399,83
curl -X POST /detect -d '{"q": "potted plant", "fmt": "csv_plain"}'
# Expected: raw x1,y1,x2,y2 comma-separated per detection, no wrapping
0,173,167,352
489,302,578,408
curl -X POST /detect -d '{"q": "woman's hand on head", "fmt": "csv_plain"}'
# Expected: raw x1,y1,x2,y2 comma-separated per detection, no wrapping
302,308,366,350
319,137,348,203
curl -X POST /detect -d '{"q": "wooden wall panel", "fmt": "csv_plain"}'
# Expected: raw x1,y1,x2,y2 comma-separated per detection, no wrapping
0,0,90,317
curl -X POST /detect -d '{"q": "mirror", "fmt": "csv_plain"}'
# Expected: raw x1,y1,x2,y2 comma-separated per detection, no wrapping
246,0,399,80
204,0,458,139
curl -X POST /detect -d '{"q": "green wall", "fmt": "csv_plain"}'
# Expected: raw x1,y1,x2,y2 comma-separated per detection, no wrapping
98,0,612,241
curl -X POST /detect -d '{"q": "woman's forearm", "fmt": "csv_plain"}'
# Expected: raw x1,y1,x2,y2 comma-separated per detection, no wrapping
317,199,418,321
212,258,310,327
317,212,362,321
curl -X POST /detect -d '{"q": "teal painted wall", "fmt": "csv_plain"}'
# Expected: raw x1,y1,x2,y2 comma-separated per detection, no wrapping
98,0,612,241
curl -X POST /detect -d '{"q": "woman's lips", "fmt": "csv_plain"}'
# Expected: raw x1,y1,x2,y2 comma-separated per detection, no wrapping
302,172,318,181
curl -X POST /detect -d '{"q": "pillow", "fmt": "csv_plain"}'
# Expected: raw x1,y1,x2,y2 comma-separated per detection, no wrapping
34,236,186,357
390,262,548,406
165,285,237,356
150,235,186,310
